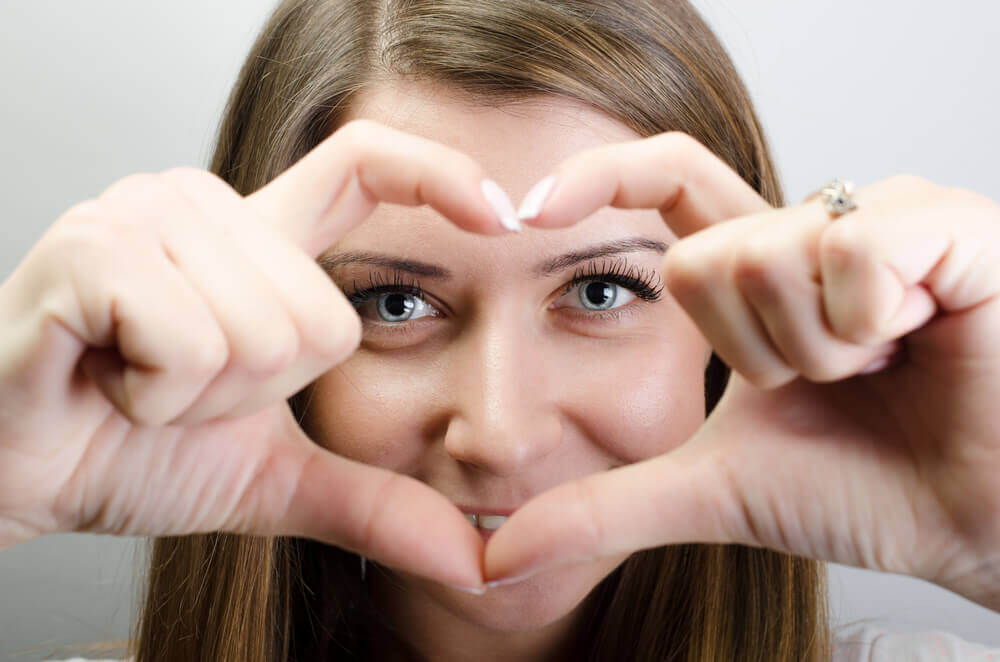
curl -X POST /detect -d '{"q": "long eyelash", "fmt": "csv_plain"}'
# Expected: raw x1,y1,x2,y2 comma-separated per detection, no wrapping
342,258,661,316
342,270,426,305
561,257,664,302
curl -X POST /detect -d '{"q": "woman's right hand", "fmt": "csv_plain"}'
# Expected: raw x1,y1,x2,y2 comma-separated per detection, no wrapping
0,119,511,590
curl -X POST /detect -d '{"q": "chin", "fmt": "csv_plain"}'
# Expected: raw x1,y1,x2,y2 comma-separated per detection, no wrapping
428,555,625,632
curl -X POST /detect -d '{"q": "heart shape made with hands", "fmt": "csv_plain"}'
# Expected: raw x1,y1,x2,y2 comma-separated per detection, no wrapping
244,123,999,602
472,135,1000,611
47,121,994,602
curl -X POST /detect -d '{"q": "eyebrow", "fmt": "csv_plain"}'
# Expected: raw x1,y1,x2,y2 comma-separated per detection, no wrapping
318,237,670,280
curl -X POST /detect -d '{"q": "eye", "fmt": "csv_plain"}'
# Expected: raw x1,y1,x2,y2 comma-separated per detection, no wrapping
355,292,438,323
558,280,637,311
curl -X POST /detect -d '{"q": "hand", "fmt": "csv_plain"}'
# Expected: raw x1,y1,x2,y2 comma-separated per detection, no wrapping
484,132,1000,612
0,119,511,590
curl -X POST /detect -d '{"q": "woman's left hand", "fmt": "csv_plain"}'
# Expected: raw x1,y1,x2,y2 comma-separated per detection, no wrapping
482,132,1000,612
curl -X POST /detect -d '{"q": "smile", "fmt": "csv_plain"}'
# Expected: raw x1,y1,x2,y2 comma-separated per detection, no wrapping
465,514,508,530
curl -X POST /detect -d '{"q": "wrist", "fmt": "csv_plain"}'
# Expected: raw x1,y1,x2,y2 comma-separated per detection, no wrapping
926,557,1000,615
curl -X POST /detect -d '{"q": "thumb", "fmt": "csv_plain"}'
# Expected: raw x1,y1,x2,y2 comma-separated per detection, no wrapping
482,436,743,584
238,407,485,589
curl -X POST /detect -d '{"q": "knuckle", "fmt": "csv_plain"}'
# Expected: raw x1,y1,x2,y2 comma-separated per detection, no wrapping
188,333,231,379
819,219,863,258
452,151,485,182
160,166,233,199
124,394,174,430
732,239,779,294
660,131,703,158
48,214,131,260
59,199,104,225
797,358,845,384
338,118,379,147
818,223,868,281
99,172,161,201
303,286,363,361
97,175,175,230
315,306,362,363
661,245,712,299
658,131,713,175
160,165,207,182
244,325,300,378
280,278,361,365
158,167,208,196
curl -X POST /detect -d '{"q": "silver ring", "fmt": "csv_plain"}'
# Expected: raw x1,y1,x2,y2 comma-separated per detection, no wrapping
817,179,858,219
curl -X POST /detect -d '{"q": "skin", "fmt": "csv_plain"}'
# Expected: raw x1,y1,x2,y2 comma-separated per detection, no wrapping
4,42,998,661
300,81,711,661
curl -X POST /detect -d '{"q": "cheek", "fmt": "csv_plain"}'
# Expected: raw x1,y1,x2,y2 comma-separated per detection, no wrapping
302,360,436,469
574,343,706,464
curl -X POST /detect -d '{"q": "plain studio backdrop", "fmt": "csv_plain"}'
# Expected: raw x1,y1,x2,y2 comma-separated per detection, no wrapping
1,1,999,659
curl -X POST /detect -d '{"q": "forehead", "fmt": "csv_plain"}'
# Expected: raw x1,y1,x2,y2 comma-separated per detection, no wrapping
331,80,672,270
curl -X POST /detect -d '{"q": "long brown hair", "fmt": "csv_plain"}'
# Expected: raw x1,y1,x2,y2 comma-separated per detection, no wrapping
118,1,832,659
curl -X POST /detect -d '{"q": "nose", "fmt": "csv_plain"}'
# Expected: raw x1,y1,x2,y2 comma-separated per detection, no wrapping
443,313,562,476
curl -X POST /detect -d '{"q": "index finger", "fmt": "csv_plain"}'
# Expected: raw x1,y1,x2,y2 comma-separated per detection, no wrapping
247,119,519,257
517,131,772,239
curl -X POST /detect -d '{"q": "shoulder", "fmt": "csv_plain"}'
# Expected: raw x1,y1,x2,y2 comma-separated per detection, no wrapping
833,620,1000,661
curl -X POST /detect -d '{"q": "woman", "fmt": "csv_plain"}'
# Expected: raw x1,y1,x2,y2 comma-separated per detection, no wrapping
3,0,999,660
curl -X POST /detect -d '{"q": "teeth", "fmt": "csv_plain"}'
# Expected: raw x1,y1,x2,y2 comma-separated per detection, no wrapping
463,514,509,530
478,515,508,530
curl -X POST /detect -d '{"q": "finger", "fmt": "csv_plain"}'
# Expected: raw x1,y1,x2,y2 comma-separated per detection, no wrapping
733,207,903,383
483,440,736,584
656,210,802,387
253,412,484,589
156,169,362,424
818,176,986,345
247,119,519,258
102,174,318,426
516,131,771,238
55,211,231,427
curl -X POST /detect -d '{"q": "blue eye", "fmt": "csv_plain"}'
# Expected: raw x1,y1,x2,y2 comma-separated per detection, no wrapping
566,280,637,311
342,258,663,330
343,277,439,324
373,292,435,322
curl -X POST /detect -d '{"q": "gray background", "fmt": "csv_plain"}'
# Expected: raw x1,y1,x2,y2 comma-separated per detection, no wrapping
2,1,999,659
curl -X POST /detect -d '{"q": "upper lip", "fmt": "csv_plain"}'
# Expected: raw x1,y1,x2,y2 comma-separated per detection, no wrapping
456,506,518,517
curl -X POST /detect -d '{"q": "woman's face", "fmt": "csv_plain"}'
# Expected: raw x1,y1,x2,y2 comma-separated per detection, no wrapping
304,81,712,650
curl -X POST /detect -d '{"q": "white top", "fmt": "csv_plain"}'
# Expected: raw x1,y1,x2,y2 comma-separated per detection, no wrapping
49,624,1000,661
832,621,1000,661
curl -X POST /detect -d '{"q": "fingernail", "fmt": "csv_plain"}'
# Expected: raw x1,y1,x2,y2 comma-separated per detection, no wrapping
517,175,556,221
446,583,487,595
481,179,521,232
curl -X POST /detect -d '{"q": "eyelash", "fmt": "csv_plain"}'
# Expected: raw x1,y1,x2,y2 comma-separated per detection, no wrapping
342,257,664,325
561,257,664,303
344,271,427,308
